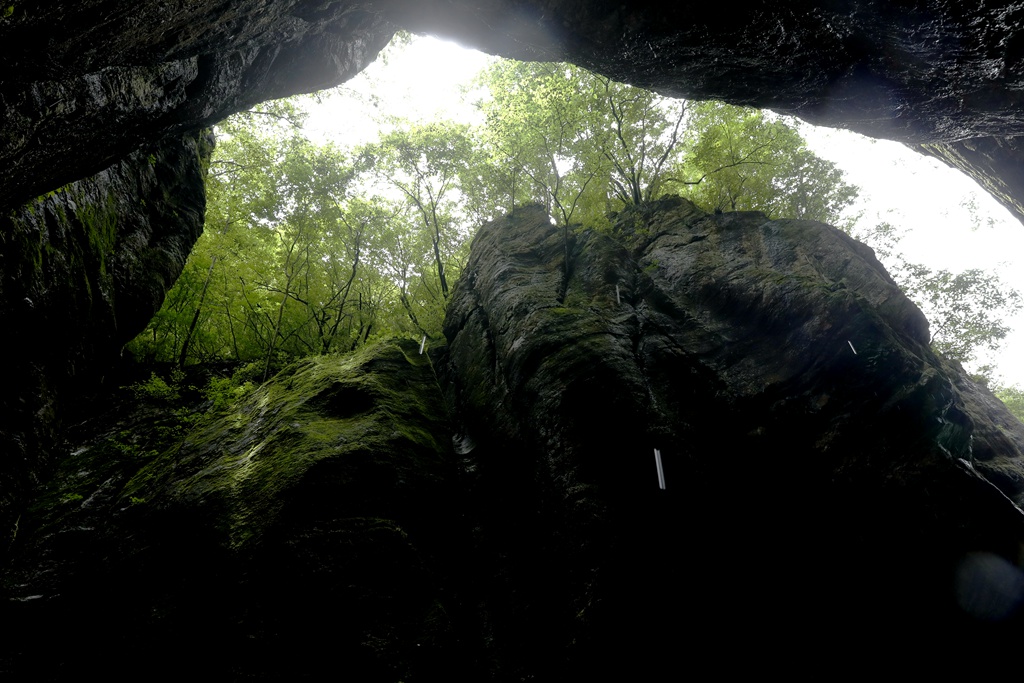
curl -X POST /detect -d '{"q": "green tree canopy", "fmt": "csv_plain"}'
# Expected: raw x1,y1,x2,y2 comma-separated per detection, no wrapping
677,102,859,224
131,101,389,372
472,61,859,228
472,60,616,226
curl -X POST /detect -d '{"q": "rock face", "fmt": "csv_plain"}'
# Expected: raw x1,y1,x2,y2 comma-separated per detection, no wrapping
6,202,1024,679
0,1,391,210
443,200,1024,667
7,2,1024,675
3,341,482,681
1,3,392,524
1,130,210,535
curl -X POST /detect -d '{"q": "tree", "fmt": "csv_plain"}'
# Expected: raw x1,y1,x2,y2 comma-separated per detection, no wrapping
130,100,308,365
128,100,395,369
354,121,481,336
473,60,1018,379
591,72,687,206
900,264,1022,365
995,385,1024,422
849,221,1022,374
473,63,857,228
473,61,620,226
129,59,898,375
361,122,477,301
676,102,858,224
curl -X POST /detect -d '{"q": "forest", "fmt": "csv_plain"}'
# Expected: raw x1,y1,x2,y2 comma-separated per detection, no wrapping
126,55,1024,408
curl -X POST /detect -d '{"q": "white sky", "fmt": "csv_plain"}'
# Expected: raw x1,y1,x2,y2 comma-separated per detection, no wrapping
800,127,1024,385
302,35,1024,386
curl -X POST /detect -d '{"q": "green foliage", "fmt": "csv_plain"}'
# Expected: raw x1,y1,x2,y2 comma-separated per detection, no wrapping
357,121,479,333
204,364,260,412
473,61,608,225
471,64,857,229
472,61,687,226
138,53,978,378
901,265,1021,363
130,99,393,369
677,102,858,224
995,385,1024,422
850,221,1022,373
130,372,181,402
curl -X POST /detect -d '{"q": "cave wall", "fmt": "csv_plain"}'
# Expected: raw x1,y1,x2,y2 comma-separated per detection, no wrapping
1,130,210,534
5,3,1024,670
0,1,392,210
387,0,1024,222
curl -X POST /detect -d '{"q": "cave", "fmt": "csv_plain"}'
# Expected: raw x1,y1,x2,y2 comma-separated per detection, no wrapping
5,2,1024,678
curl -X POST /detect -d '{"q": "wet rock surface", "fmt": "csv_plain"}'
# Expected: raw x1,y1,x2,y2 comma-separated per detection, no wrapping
8,2,1024,675
2,341,485,681
443,200,1024,671
0,1,391,209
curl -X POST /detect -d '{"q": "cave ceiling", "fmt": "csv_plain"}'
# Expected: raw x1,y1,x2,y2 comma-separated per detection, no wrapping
2,0,1024,220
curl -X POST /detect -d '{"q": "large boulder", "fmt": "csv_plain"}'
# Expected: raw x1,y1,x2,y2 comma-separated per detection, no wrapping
442,200,1024,670
2,341,481,680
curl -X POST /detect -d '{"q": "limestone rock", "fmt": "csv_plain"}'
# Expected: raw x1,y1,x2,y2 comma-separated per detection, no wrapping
8,0,1024,542
7,1,1024,669
0,1,392,209
1,130,210,534
6,2,1024,217
442,200,1024,670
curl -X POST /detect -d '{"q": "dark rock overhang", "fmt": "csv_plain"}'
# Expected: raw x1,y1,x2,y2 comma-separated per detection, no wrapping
3,1,1024,220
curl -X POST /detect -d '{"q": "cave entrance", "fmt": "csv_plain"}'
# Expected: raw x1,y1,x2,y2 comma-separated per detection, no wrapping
162,32,1024,387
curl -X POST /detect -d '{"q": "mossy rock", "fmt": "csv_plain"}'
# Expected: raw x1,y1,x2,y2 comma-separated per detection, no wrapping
3,339,489,680
123,338,455,550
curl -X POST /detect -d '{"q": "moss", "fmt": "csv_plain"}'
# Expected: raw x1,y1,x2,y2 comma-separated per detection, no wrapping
547,306,577,316
196,128,215,176
121,338,452,550
76,191,118,275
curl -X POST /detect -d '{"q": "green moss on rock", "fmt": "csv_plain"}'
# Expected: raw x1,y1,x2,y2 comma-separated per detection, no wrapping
124,338,453,550
3,339,485,680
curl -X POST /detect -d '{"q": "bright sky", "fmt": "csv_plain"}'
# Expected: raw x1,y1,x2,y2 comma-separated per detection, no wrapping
302,35,1024,387
800,127,1024,385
